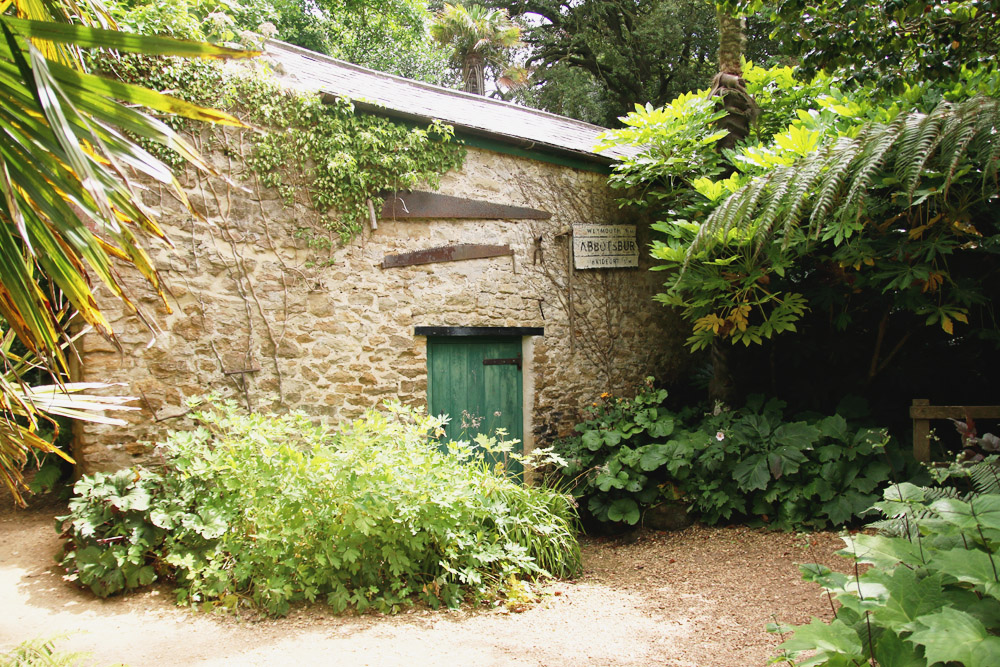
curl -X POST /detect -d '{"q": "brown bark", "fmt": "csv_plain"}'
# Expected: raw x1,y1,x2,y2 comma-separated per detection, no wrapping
462,56,486,95
716,9,745,76
710,9,759,153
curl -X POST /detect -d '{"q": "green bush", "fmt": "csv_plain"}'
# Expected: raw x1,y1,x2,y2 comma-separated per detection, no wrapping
556,381,901,530
58,399,581,616
771,484,1000,666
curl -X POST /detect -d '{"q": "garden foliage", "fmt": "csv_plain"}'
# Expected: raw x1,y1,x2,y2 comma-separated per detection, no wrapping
771,484,1000,666
556,380,897,530
598,62,1000,353
58,399,580,616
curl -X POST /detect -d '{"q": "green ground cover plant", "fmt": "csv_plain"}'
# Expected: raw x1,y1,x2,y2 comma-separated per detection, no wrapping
57,398,580,616
556,379,903,530
771,483,1000,666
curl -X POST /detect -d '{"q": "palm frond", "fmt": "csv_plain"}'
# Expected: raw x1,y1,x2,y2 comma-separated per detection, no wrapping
0,0,255,504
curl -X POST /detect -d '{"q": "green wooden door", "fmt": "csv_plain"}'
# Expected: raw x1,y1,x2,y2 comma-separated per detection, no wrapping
427,336,523,476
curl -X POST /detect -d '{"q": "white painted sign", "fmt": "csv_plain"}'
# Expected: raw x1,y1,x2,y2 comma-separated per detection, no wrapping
572,224,639,269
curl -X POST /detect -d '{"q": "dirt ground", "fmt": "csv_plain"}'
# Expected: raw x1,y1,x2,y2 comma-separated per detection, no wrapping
0,493,850,667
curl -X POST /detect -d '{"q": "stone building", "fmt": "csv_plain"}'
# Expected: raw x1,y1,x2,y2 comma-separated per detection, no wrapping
72,41,686,474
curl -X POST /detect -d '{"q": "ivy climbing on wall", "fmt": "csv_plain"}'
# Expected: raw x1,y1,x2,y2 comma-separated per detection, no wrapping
93,53,466,242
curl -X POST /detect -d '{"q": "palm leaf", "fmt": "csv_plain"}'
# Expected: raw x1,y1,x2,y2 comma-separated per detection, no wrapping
0,0,254,504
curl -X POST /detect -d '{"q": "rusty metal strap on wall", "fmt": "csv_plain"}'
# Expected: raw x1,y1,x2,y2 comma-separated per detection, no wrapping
382,244,513,268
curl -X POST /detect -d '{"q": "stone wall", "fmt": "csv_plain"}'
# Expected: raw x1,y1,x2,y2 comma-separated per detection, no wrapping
74,128,688,473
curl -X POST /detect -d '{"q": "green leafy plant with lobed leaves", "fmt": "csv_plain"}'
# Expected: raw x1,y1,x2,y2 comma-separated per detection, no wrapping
771,484,1000,666
58,398,580,616
557,381,899,530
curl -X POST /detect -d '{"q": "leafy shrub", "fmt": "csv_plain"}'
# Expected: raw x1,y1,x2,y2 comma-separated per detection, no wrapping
557,382,899,530
771,484,1000,666
58,399,581,616
0,636,89,667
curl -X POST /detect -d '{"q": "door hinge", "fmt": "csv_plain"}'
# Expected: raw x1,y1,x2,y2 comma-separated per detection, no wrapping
483,355,522,371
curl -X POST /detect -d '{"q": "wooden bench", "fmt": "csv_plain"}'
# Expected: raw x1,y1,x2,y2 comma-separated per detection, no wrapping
910,399,1000,462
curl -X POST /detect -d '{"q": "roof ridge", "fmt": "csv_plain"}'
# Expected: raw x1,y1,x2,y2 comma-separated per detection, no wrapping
265,40,616,135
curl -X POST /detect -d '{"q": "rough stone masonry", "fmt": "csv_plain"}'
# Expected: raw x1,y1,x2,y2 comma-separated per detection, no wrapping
72,127,686,473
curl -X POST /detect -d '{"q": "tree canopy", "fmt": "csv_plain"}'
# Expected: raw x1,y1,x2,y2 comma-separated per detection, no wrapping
109,0,453,83
598,1,1000,416
487,0,774,126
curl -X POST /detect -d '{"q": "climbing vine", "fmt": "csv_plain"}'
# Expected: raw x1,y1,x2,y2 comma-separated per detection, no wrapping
92,53,466,242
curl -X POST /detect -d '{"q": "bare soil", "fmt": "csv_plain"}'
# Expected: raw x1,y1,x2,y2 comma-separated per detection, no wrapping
1,493,850,666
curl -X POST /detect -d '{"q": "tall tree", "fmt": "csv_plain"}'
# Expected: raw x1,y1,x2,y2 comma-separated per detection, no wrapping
0,0,250,502
769,0,1000,90
707,4,758,402
430,3,522,95
487,0,772,127
710,8,757,152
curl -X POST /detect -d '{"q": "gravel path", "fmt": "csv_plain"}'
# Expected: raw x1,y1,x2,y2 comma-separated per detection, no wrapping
1,496,849,666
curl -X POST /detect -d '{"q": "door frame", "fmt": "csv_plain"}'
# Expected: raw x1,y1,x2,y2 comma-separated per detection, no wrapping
415,326,543,482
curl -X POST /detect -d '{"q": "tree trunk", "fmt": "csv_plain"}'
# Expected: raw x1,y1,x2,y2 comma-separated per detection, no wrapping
462,56,486,95
707,9,756,404
711,9,758,153
708,340,736,406
716,9,745,77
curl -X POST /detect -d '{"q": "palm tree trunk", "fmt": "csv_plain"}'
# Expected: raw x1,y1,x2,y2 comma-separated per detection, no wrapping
462,56,486,96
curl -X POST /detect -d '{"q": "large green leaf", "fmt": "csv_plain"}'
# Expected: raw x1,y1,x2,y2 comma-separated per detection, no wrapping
871,629,925,667
909,607,995,667
844,533,926,568
733,454,770,491
930,548,1000,600
779,617,864,659
872,568,947,632
773,421,821,449
607,498,640,524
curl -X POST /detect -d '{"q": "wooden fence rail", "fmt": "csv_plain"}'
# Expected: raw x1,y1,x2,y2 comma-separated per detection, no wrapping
910,399,1000,462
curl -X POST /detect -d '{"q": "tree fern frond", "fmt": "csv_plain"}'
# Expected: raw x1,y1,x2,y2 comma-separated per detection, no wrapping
940,107,980,197
807,135,863,236
751,167,796,245
897,108,945,199
840,115,906,221
871,484,962,538
779,151,828,244
693,171,770,255
725,173,771,245
969,458,1000,495
688,95,1000,261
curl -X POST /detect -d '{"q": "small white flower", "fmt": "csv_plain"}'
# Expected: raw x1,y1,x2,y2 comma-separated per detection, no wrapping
716,431,725,441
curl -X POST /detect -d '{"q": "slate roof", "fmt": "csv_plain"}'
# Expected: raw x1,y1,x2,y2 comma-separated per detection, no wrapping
264,40,636,166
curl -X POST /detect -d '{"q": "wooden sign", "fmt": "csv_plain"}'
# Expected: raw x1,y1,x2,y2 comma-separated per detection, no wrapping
572,224,638,269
